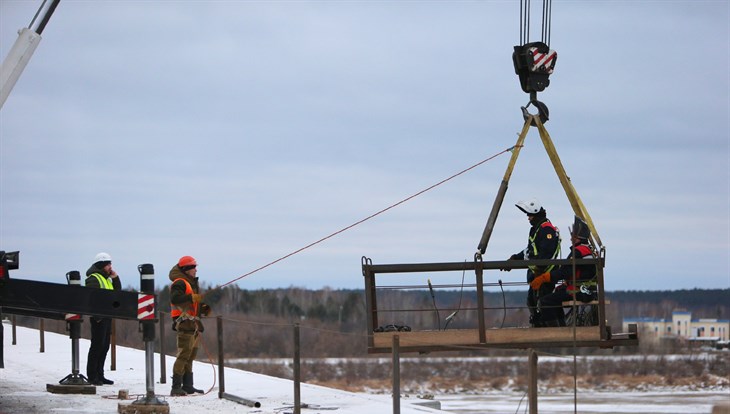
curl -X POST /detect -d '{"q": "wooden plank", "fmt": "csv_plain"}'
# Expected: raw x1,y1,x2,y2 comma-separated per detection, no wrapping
118,403,170,414
485,326,601,344
373,329,479,348
373,327,602,349
46,383,95,394
562,300,611,306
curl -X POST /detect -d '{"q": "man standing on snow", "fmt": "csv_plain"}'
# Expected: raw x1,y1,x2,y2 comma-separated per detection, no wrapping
85,252,121,386
169,255,211,396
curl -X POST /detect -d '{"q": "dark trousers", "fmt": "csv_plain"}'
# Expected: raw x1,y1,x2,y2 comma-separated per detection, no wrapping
87,317,112,381
537,287,570,325
527,283,555,321
538,285,595,325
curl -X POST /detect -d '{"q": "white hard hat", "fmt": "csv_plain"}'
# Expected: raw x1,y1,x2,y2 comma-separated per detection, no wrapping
515,198,543,215
94,252,112,263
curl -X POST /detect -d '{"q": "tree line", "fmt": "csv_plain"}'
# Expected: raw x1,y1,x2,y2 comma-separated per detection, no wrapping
9,287,729,359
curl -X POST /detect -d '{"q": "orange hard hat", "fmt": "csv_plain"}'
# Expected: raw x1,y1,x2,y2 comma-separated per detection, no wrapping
178,256,197,268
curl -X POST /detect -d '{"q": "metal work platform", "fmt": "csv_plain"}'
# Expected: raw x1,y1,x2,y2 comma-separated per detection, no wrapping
362,257,638,353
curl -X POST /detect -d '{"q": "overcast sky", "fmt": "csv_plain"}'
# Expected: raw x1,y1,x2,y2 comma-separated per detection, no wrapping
1,1,728,292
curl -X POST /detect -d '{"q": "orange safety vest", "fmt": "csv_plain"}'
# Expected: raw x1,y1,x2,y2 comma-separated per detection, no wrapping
170,278,199,319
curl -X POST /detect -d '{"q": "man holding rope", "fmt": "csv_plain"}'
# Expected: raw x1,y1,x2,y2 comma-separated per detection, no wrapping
169,255,211,396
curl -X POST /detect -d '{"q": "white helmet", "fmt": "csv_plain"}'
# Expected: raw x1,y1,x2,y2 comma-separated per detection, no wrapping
515,198,543,215
94,252,112,263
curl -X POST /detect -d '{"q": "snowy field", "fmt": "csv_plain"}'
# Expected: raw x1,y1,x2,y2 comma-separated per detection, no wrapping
0,322,441,414
1,322,728,414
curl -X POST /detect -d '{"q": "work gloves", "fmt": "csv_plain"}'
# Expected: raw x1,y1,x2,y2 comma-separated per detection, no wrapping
191,293,202,303
200,303,211,317
530,272,551,290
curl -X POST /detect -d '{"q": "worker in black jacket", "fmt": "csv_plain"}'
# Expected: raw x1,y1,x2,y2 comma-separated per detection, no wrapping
85,252,121,386
530,216,597,326
505,198,561,327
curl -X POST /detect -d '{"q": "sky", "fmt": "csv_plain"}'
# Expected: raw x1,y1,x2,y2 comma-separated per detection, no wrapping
1,1,728,292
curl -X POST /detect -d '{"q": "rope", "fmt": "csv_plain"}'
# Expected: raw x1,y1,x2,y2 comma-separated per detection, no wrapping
216,145,517,290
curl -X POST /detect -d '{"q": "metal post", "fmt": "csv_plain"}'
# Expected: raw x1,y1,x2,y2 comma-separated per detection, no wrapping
294,323,301,414
139,264,159,399
217,316,225,398
55,270,91,388
475,259,486,343
111,319,116,371
11,314,16,345
39,318,45,353
159,314,166,384
528,349,538,414
392,335,400,414
121,264,168,411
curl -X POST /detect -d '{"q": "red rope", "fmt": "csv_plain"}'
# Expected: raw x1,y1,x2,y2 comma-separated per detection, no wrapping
218,145,517,289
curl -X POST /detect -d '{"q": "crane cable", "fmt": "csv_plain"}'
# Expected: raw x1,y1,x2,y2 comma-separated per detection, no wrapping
215,145,518,290
519,0,552,46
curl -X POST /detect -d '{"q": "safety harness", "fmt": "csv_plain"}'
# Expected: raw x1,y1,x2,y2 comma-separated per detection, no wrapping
171,278,200,325
527,220,561,274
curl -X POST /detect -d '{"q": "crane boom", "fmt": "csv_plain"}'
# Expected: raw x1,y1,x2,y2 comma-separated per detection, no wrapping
0,0,60,109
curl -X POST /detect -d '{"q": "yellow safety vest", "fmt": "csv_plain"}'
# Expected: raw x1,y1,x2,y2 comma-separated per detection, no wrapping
88,273,113,290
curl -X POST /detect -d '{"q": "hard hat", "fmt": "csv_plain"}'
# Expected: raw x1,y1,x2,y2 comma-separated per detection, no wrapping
178,256,197,268
515,198,543,215
94,252,112,263
570,216,591,240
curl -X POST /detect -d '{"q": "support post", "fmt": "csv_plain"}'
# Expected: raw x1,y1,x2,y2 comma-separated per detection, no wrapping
39,318,45,353
159,313,166,384
217,316,225,398
293,323,301,414
475,259,486,343
111,319,116,371
12,314,16,345
51,270,93,391
119,264,168,413
528,349,538,414
392,335,400,414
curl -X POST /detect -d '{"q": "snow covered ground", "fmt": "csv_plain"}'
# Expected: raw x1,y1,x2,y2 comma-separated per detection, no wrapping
2,321,728,414
0,322,442,414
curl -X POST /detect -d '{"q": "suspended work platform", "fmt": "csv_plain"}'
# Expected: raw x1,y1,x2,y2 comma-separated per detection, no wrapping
361,113,639,354
362,257,638,353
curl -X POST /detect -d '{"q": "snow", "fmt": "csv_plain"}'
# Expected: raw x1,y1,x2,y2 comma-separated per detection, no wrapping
0,322,442,414
3,321,729,414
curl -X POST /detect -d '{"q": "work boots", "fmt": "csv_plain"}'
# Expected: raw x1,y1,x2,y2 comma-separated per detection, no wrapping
170,374,188,396
182,372,204,394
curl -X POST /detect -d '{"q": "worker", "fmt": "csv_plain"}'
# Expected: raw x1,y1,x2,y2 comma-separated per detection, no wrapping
169,255,211,396
530,216,597,326
85,252,121,386
504,198,560,327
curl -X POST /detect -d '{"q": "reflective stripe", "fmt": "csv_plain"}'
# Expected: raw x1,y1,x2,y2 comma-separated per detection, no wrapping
527,221,561,273
170,278,199,319
88,273,113,290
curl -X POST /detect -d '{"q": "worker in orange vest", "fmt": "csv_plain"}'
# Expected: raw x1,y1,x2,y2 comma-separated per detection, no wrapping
169,255,211,396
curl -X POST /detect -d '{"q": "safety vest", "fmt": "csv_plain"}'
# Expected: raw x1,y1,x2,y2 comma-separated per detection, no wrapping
527,220,561,273
170,278,199,319
88,273,113,290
